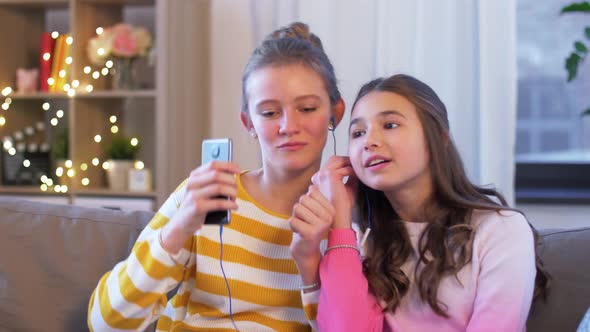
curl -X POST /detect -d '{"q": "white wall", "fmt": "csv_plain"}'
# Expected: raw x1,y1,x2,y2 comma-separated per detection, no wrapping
517,204,590,230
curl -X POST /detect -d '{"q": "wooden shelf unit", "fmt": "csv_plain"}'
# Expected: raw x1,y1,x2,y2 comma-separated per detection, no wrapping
0,0,211,209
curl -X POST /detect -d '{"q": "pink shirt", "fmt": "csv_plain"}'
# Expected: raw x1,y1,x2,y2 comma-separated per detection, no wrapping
318,210,536,332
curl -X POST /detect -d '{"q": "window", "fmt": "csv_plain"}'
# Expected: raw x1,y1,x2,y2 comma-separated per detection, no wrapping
516,0,590,203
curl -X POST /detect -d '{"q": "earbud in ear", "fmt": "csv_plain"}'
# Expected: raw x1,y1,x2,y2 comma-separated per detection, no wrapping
328,116,335,131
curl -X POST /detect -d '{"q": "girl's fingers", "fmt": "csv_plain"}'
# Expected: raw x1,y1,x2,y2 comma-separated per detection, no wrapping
298,191,334,224
306,186,335,217
193,183,238,201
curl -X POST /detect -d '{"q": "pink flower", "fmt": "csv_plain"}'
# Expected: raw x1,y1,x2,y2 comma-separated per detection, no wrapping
111,24,138,58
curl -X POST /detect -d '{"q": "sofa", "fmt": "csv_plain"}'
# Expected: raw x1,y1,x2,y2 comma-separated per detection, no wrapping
0,197,588,332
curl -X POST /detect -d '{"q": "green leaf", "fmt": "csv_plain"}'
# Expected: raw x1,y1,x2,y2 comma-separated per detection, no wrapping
586,26,590,39
575,41,588,53
561,1,590,13
582,108,590,117
566,53,581,81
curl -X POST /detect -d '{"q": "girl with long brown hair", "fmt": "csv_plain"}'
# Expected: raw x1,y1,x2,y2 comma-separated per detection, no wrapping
290,74,548,331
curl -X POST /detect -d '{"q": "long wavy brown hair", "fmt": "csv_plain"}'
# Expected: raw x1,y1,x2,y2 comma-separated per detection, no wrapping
351,74,550,316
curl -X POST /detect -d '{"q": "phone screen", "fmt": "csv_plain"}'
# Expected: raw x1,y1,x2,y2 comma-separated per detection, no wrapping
201,138,233,225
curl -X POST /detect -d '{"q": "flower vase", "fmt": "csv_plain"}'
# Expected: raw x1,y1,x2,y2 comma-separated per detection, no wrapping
112,58,137,90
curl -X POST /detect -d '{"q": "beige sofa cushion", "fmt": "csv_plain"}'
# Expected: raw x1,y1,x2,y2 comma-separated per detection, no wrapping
0,198,154,332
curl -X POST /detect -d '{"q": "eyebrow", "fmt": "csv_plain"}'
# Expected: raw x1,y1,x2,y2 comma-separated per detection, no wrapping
349,110,406,129
254,94,321,109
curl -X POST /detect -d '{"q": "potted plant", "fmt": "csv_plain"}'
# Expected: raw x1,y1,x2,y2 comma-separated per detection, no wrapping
105,134,140,191
562,1,590,117
50,128,69,185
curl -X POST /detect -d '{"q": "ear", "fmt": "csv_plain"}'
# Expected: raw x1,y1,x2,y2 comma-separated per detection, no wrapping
240,112,252,131
332,97,346,127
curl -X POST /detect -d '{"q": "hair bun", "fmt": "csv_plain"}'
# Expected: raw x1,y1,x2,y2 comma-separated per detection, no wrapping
269,22,324,50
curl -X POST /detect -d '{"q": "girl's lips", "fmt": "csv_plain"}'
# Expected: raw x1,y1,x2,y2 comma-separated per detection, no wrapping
277,142,307,151
366,160,391,171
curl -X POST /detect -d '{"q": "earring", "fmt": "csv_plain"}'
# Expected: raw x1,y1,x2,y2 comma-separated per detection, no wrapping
250,131,257,139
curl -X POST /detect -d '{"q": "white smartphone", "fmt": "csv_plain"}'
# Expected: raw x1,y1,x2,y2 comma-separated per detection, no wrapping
201,138,233,225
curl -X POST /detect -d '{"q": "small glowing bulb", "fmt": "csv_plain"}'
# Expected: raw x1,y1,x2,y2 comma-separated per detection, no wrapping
109,115,117,123
67,169,75,178
41,175,48,183
8,147,16,155
54,185,61,193
96,27,104,35
66,36,73,45
92,158,99,166
65,56,72,65
1,87,12,96
106,60,114,69
65,160,72,168
92,71,100,80
41,184,48,191
56,167,63,177
23,159,30,167
134,161,145,170
59,70,66,78
43,52,51,61
72,80,79,88
130,138,139,146
63,84,71,91
42,102,50,111
81,178,90,186
46,178,54,186
101,68,109,76
61,185,68,193
84,66,91,74
67,89,76,97
102,161,111,170
86,85,94,93
94,135,102,143
97,48,105,56
3,140,12,150
1,103,8,110
56,110,64,118
50,118,58,126
51,31,59,39
110,125,119,134
0,116,5,126
47,77,55,86
80,163,88,171
5,97,11,104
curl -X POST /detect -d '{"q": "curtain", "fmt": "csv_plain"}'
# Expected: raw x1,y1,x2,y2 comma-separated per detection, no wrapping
210,0,517,204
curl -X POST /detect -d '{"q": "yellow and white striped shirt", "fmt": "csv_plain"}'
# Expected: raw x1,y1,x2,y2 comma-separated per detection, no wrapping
88,173,320,331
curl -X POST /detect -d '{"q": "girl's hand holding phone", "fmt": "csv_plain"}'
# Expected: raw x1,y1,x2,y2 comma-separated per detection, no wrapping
161,161,240,254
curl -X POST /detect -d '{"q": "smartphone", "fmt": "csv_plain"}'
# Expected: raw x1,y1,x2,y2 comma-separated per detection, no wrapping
201,138,233,225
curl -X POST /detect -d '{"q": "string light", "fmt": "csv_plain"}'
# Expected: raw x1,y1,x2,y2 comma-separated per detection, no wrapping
67,169,75,178
41,175,48,183
40,184,48,191
1,103,8,111
67,89,76,97
110,125,119,133
54,185,61,192
80,163,88,171
109,115,117,123
58,70,66,78
102,161,110,170
63,84,71,91
96,27,104,35
0,116,5,126
3,140,12,150
101,68,109,76
94,135,101,143
81,178,90,186
43,53,51,61
5,97,11,104
2,87,12,96
92,158,99,166
72,80,79,88
97,48,105,56
45,178,54,186
42,102,50,111
65,56,72,65
134,161,145,170
66,36,73,45
61,185,68,193
50,118,58,126
106,60,113,68
92,71,100,79
85,85,94,92
56,110,64,118
47,78,55,86
65,160,72,168
56,167,64,177
8,147,16,155
51,31,59,39
23,159,30,167
130,138,139,146
84,66,91,74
